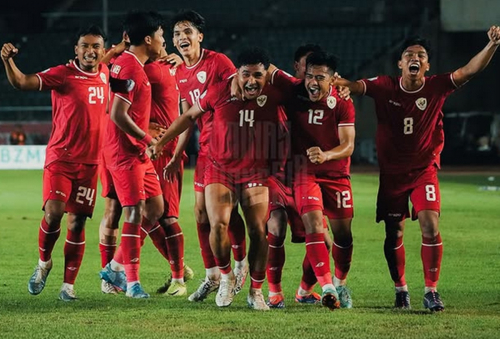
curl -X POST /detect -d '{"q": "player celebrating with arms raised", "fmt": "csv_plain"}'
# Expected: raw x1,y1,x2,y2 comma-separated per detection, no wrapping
2,25,109,301
336,26,500,311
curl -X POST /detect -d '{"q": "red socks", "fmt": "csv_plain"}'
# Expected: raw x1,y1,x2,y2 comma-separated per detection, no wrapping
38,217,61,262
305,233,332,287
421,233,443,288
121,222,141,282
165,222,185,279
228,209,247,262
384,236,406,287
332,239,353,280
266,233,285,293
197,222,216,269
63,228,85,284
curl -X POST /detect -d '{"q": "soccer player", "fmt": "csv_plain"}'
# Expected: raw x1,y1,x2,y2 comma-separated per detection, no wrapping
98,34,194,296
271,51,356,310
2,25,110,301
335,26,500,311
99,10,166,299
143,45,192,296
165,9,248,302
155,47,286,311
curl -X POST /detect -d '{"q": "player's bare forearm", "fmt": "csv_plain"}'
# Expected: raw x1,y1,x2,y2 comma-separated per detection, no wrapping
2,58,39,90
325,125,356,161
156,113,196,149
334,78,364,96
453,25,500,87
173,126,193,159
111,109,147,140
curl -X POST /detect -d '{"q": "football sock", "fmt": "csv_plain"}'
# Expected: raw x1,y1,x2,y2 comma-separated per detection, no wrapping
332,239,353,281
421,233,443,289
384,236,406,287
99,242,116,268
250,270,266,290
63,228,85,284
38,217,61,262
165,222,185,279
305,233,332,287
121,222,141,283
228,209,247,261
197,222,216,269
267,233,285,293
300,253,318,291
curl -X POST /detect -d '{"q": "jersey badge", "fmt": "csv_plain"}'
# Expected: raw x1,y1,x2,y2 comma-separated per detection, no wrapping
169,67,176,76
256,95,267,107
100,73,108,84
327,96,337,109
197,71,207,84
415,97,427,111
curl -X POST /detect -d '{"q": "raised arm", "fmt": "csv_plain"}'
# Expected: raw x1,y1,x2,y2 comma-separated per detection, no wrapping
334,77,364,96
306,125,356,164
1,43,40,90
452,25,500,87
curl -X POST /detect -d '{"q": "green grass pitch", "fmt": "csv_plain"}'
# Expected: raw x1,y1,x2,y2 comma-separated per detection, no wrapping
0,168,499,339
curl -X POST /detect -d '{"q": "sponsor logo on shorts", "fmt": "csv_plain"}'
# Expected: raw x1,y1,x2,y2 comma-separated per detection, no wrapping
388,213,402,217
306,196,320,201
246,183,263,188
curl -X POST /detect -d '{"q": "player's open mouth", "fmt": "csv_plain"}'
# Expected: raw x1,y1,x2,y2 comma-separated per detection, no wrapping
179,42,190,49
244,84,259,95
308,87,320,96
409,63,420,75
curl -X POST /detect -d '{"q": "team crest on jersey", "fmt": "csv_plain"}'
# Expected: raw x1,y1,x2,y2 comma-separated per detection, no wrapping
100,73,107,84
169,68,176,76
256,95,267,107
327,96,337,109
415,97,427,111
197,71,207,84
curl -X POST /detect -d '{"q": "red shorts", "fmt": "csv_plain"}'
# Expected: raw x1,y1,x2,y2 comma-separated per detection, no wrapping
153,154,183,219
100,154,117,199
109,159,162,207
194,153,209,192
377,165,440,223
294,173,353,220
205,161,269,194
43,161,99,217
268,175,308,243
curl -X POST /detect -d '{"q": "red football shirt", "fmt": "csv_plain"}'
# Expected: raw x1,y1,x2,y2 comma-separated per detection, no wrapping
360,74,456,173
272,70,355,177
144,60,180,155
197,77,284,175
175,49,236,156
36,61,109,166
104,51,152,168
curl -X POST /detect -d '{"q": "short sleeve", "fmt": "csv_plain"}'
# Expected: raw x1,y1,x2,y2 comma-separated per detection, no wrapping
338,99,356,126
36,64,67,91
360,75,392,98
214,53,237,81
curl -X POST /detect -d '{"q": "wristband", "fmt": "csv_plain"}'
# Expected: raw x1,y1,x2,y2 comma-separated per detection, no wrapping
139,133,153,146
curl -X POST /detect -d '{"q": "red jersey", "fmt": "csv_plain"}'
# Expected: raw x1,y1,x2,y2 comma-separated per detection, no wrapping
175,49,236,155
104,51,152,169
360,74,457,174
144,61,180,155
36,61,109,166
272,70,355,177
197,77,284,175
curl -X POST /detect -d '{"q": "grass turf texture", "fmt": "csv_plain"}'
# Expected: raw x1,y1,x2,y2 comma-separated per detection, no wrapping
0,169,499,339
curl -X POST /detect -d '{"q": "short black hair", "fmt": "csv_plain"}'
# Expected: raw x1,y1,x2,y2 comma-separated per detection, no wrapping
170,9,205,34
236,47,270,69
305,51,338,75
400,36,432,59
75,25,107,45
294,44,323,62
123,10,164,46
